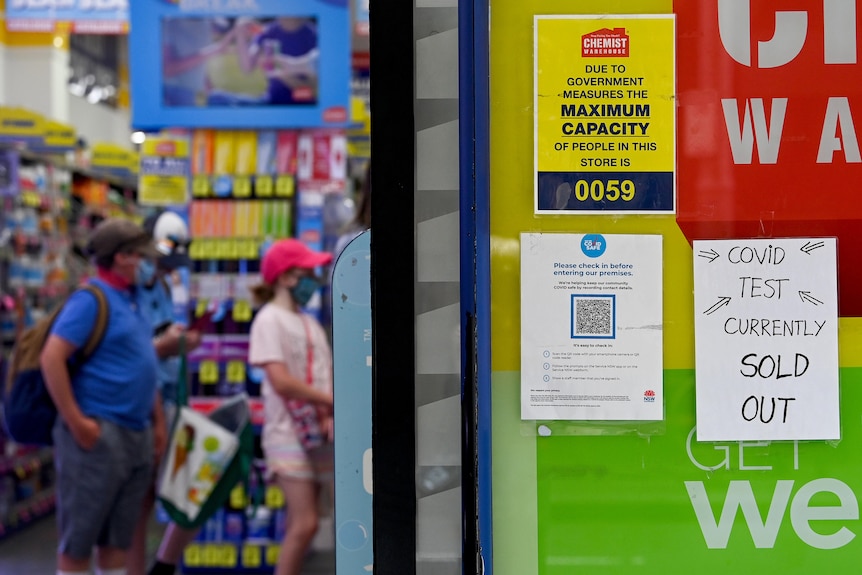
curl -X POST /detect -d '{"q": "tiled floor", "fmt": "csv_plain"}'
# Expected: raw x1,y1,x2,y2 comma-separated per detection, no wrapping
0,514,335,574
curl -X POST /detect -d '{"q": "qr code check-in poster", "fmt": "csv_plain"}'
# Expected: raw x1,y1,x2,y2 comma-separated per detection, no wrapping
520,233,663,421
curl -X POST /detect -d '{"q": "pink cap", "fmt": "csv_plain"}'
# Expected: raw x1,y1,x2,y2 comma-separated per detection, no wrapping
261,239,333,284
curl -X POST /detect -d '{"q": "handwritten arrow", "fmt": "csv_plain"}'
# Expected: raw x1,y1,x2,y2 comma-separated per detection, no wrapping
800,241,825,255
798,291,823,306
697,248,720,263
703,296,731,316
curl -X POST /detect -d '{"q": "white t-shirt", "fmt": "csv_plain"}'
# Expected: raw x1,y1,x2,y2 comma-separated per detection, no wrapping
248,303,332,452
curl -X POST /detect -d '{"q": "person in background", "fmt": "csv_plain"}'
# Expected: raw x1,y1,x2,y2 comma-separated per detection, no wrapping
40,218,185,575
248,239,334,575
128,211,202,575
209,17,319,106
162,18,238,107
333,162,371,259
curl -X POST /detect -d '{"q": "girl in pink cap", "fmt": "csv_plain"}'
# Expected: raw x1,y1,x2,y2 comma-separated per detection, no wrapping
248,239,334,575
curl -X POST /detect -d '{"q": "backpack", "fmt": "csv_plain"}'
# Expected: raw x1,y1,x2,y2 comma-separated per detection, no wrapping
2,284,109,446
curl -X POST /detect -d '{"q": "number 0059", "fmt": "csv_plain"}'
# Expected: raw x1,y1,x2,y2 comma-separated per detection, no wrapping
574,179,635,202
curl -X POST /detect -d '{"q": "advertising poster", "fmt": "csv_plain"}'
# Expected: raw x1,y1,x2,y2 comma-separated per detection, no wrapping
139,135,191,206
693,238,839,442
130,0,350,130
4,0,128,33
520,233,663,421
534,15,675,214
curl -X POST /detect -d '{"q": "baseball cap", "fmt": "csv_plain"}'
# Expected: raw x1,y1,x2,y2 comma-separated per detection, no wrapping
261,239,333,284
86,218,161,261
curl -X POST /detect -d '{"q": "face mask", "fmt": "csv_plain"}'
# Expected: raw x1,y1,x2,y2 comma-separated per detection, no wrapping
290,276,320,307
137,259,157,286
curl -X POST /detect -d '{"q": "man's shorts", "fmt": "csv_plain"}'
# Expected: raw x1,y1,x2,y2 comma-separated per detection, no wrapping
53,417,153,559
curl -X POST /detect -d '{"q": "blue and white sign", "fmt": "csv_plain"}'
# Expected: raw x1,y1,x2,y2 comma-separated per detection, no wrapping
520,232,664,421
129,0,350,130
5,0,128,33
331,230,373,573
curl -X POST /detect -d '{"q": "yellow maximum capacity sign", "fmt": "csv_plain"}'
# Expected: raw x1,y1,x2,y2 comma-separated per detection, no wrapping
534,15,676,214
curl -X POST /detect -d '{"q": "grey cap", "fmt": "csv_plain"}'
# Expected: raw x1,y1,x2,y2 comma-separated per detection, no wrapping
86,218,161,260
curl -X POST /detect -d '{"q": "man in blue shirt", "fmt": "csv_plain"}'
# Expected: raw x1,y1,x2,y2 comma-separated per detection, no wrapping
41,218,186,575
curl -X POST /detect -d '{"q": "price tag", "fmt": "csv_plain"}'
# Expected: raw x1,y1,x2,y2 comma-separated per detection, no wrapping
214,239,230,260
255,175,274,197
266,545,281,566
265,485,285,508
184,544,202,567
242,544,262,568
220,544,238,567
226,360,246,383
202,544,219,566
199,239,218,260
275,175,294,197
230,485,246,508
199,361,219,385
233,175,252,198
225,240,239,260
189,240,204,260
244,239,261,260
232,299,252,322
192,175,211,198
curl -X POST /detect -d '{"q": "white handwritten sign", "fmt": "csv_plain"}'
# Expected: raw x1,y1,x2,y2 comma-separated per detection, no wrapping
693,238,839,441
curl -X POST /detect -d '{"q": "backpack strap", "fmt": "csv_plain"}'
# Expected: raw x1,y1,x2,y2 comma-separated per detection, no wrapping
77,285,110,359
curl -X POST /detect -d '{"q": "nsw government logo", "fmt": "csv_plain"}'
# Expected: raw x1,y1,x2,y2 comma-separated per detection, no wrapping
643,390,656,402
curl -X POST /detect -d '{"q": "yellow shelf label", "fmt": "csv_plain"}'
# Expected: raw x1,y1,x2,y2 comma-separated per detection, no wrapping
220,544,238,567
230,485,246,508
202,544,219,567
275,175,294,197
255,175,274,197
225,240,239,260
244,239,260,259
199,360,219,385
266,545,281,566
265,485,285,508
192,175,211,198
226,360,246,383
189,240,201,260
232,299,252,322
184,544,202,566
242,544,262,568
233,175,252,198
199,239,218,260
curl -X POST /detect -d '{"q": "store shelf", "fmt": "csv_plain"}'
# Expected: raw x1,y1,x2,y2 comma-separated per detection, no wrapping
0,447,53,477
0,487,55,540
182,541,279,574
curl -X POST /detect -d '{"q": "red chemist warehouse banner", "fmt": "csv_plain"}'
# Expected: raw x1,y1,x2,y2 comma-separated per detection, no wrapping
676,1,862,315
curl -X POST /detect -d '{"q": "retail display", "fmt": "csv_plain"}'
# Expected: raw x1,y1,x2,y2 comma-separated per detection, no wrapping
169,127,305,573
0,144,139,541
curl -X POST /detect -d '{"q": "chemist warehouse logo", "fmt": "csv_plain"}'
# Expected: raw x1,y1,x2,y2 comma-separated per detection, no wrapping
582,28,630,58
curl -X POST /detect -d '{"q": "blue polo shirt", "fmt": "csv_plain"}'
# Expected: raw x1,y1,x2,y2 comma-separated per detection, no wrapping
137,278,182,405
51,279,158,430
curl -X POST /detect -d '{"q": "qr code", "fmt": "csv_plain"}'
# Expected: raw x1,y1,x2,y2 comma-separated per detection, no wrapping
573,297,614,337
